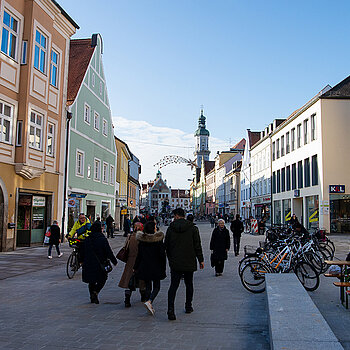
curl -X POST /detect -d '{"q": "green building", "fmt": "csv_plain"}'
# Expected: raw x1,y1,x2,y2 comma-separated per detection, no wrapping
66,34,116,228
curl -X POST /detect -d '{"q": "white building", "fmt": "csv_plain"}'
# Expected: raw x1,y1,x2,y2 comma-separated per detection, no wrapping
271,76,350,233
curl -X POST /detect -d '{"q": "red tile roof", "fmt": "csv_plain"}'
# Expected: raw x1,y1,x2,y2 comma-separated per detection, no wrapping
67,38,95,106
204,160,215,175
248,130,261,148
230,138,246,151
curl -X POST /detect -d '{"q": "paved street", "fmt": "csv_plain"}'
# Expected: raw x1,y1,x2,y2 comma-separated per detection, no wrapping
0,222,269,350
1,223,350,350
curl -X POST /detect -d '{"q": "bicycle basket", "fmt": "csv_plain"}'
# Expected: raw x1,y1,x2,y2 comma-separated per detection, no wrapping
244,245,258,255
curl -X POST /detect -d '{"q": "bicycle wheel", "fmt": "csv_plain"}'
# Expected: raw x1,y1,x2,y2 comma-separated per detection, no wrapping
319,243,334,261
294,261,319,291
238,256,258,277
303,252,323,275
66,252,78,279
240,261,270,293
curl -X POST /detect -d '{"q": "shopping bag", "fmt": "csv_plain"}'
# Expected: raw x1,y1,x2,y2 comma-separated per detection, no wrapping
43,236,50,244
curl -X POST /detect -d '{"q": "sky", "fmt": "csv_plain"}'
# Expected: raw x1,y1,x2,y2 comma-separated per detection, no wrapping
59,0,350,187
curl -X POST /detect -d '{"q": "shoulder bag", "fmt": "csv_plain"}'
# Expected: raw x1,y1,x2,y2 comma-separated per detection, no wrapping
116,235,130,263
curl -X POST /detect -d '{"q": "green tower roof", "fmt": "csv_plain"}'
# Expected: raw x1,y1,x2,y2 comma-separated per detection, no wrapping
194,109,210,136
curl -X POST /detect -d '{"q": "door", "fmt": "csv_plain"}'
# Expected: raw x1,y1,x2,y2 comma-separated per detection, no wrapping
17,195,32,247
87,205,95,222
293,198,303,226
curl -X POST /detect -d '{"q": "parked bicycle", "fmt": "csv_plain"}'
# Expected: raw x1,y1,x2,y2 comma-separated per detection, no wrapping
66,238,81,279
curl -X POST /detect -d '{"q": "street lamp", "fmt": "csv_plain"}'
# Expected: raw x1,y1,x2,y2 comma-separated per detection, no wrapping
61,109,73,242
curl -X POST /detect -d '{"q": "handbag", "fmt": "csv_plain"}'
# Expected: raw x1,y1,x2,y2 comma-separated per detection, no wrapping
116,235,130,263
103,259,113,273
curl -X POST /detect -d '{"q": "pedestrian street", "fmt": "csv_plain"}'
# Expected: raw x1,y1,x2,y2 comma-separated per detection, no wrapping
0,222,269,350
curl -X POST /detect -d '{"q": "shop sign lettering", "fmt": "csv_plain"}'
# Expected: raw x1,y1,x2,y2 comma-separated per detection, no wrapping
33,196,45,207
329,185,345,193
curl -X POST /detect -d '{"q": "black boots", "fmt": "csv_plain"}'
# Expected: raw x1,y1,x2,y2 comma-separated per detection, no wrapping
124,290,131,307
167,309,176,320
90,291,99,304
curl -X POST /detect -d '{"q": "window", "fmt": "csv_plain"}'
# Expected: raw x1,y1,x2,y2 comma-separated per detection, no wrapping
276,139,280,158
297,161,303,188
277,170,281,193
304,158,310,187
286,132,290,154
311,114,316,141
34,30,47,73
29,111,43,150
21,41,27,64
84,103,90,124
50,50,59,87
281,167,286,192
297,124,301,148
0,101,13,143
1,10,18,59
286,166,291,191
94,111,100,130
303,119,308,145
103,162,108,183
100,81,103,95
76,150,84,176
87,164,91,179
281,136,285,156
16,120,22,146
292,163,297,190
110,165,114,185
94,158,101,181
102,119,107,136
46,122,55,156
291,128,295,151
312,155,318,186
272,142,275,161
92,72,95,87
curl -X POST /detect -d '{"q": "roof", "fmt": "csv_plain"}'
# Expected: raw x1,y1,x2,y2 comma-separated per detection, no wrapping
230,138,246,152
67,38,95,105
321,75,350,99
248,130,261,148
114,136,132,159
204,160,215,175
51,0,79,29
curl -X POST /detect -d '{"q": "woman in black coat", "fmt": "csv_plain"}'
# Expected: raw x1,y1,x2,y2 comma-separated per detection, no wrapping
210,219,231,276
81,221,117,304
134,221,166,315
48,221,62,259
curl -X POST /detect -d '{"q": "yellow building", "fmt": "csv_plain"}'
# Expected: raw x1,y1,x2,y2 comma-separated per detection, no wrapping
114,136,131,230
0,0,78,250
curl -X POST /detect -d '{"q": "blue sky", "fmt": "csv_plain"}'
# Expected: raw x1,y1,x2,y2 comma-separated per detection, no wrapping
59,0,350,187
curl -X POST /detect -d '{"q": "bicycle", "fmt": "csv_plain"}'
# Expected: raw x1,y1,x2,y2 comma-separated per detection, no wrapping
66,238,81,279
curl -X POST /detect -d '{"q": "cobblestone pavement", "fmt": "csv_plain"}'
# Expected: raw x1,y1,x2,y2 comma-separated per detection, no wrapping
0,223,270,350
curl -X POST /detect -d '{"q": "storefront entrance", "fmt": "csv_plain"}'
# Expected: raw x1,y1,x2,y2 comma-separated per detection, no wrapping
330,194,350,233
293,198,303,226
17,194,51,247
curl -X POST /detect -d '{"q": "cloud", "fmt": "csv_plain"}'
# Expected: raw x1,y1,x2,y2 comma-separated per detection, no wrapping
113,116,229,188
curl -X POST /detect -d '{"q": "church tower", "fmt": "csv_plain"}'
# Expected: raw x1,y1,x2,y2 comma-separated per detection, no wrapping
194,108,210,168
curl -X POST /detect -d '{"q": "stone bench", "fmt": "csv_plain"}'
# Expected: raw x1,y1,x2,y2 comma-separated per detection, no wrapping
266,273,344,350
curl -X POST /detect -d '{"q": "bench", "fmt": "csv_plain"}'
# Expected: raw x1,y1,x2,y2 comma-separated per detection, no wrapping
333,282,350,308
266,273,344,350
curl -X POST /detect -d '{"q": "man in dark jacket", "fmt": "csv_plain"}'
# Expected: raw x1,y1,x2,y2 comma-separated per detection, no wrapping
81,221,117,304
165,208,204,321
123,214,131,237
47,220,62,259
230,214,244,256
105,214,114,238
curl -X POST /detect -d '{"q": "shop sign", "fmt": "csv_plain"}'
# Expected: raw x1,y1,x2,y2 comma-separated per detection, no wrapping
329,185,345,193
320,200,329,215
263,197,271,202
294,190,300,198
118,198,127,204
70,193,87,198
33,196,45,207
121,209,127,215
68,198,77,207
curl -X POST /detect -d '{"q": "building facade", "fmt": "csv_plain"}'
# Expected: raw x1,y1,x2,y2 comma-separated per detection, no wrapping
0,0,78,250
66,34,116,231
128,152,141,219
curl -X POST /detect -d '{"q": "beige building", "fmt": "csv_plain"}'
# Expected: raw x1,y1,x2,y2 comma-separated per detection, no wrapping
0,0,78,250
271,76,350,233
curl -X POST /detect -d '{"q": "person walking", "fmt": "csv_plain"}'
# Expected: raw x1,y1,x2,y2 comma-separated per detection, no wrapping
134,221,166,315
123,214,131,237
118,222,145,307
165,208,204,321
230,214,244,256
105,214,114,238
210,219,230,276
210,216,215,228
47,220,63,259
81,221,117,304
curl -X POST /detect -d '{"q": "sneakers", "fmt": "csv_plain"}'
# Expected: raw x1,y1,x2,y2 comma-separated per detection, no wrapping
167,309,176,321
58,253,63,258
48,256,52,259
144,300,154,315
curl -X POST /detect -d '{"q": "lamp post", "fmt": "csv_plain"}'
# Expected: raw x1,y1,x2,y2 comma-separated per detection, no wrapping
61,109,73,242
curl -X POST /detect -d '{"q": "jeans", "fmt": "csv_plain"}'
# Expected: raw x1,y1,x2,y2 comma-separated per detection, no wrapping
144,279,160,302
48,244,60,256
168,270,194,310
233,235,241,254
